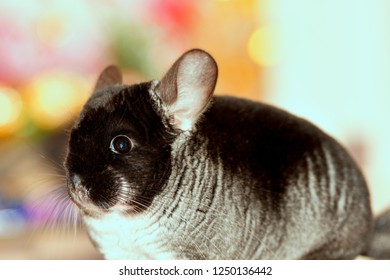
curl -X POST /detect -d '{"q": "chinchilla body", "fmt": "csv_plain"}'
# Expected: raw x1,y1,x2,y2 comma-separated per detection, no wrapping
66,49,383,260
128,96,372,260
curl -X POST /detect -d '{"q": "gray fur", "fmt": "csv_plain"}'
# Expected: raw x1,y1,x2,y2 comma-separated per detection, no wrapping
66,49,388,260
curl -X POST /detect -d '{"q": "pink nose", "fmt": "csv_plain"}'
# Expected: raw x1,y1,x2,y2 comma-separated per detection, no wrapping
71,174,81,188
69,174,89,203
75,187,88,202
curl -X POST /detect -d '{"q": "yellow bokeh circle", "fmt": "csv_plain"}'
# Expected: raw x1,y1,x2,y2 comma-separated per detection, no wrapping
0,86,24,137
248,26,278,67
22,72,90,130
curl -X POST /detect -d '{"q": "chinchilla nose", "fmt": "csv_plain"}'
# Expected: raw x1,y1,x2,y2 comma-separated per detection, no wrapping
70,174,82,190
69,174,89,203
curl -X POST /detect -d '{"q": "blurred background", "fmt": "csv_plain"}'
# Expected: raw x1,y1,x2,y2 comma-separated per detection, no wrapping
0,0,389,259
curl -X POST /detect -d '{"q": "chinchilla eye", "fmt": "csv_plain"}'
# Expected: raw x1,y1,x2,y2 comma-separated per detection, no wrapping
110,135,133,154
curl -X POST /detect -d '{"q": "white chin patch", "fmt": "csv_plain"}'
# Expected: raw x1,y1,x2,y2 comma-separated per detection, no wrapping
83,211,176,260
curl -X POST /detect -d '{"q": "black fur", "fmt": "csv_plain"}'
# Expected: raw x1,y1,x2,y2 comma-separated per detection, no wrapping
66,82,176,210
64,50,388,259
200,96,324,196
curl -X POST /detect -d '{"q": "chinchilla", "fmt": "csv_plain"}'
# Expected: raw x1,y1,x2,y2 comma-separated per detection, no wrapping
65,49,389,259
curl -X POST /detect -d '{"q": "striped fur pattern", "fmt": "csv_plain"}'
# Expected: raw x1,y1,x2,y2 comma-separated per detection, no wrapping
65,50,374,259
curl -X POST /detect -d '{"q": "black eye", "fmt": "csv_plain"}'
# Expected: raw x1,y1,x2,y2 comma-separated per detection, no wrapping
110,135,133,154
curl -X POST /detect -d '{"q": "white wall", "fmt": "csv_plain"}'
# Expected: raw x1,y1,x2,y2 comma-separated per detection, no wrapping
269,0,390,213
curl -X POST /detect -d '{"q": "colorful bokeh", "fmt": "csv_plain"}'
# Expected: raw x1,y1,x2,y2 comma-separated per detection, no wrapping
0,0,272,139
0,0,272,259
0,0,389,259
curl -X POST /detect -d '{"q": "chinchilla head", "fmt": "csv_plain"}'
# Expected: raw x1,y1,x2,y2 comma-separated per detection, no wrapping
65,49,218,216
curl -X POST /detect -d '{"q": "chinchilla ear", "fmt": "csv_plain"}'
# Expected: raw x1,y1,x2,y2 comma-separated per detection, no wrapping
155,49,218,131
94,65,123,92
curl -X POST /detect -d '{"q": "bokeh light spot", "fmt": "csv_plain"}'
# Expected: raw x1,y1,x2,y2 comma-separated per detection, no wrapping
35,13,68,47
0,86,23,137
23,72,90,130
248,26,278,67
